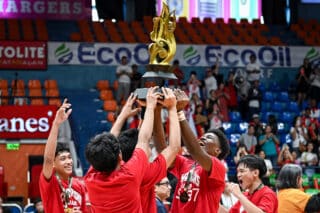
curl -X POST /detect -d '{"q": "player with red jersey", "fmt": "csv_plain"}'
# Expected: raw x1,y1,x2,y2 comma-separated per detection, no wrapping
40,99,87,213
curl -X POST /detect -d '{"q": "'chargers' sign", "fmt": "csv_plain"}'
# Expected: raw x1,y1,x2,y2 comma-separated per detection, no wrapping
48,42,320,68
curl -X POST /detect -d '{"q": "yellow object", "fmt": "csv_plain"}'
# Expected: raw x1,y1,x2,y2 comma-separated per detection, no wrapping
149,1,176,65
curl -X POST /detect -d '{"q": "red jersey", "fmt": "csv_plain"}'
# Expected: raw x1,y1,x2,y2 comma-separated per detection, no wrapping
84,148,148,213
39,171,87,213
229,186,278,213
140,154,167,213
170,155,226,213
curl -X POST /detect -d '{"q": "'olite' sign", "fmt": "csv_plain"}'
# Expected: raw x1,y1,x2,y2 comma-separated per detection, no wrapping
0,106,56,139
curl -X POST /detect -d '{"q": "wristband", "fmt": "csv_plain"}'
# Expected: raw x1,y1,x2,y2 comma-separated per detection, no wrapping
178,111,186,121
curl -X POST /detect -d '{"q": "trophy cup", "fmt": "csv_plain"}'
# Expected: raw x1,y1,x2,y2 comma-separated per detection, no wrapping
134,1,177,99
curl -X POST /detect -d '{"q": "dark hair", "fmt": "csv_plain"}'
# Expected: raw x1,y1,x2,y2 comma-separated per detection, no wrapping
236,155,267,179
292,115,300,126
207,128,230,160
118,128,139,162
85,132,120,172
190,71,197,76
276,164,302,190
55,142,70,157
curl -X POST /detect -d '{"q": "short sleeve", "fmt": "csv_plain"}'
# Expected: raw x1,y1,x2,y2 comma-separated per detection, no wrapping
123,148,149,183
141,154,167,189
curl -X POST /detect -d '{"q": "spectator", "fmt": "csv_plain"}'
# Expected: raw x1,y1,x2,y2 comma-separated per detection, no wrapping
189,93,203,114
246,54,261,85
296,58,312,107
211,58,224,86
247,80,262,120
193,104,208,137
291,150,301,165
277,144,294,167
215,82,230,122
208,102,223,130
155,177,172,213
250,114,265,153
205,89,218,115
309,98,320,120
130,64,142,92
259,125,280,166
116,56,132,105
237,124,257,154
187,71,202,99
300,142,318,179
234,70,251,120
234,144,248,164
204,67,217,99
290,116,309,157
267,114,278,135
220,155,278,213
168,59,184,88
277,164,320,212
258,150,274,180
308,67,320,103
225,70,238,111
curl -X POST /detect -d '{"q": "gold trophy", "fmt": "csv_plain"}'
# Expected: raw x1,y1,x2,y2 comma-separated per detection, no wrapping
134,1,177,99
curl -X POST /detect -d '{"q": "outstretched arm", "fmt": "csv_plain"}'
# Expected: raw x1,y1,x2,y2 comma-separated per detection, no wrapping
174,90,213,172
110,93,140,137
156,88,180,168
136,87,161,158
153,105,167,153
42,99,72,179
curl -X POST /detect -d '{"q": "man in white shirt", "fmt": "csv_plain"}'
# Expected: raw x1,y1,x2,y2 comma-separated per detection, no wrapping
246,54,261,84
116,56,132,104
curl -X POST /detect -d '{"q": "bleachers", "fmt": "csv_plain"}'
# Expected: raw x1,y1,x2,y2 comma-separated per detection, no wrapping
1,17,317,46
0,79,62,107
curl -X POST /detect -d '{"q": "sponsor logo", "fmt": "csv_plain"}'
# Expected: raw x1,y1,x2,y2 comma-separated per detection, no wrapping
183,46,201,65
55,43,73,64
305,47,320,68
0,106,55,139
0,117,50,133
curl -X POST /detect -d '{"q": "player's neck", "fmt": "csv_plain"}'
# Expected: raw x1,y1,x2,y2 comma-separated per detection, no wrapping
249,180,263,194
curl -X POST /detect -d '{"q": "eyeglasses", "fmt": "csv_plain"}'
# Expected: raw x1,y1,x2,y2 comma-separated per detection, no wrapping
157,181,170,186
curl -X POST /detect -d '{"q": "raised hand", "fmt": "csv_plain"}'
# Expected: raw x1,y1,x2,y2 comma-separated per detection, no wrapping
173,89,189,111
54,98,72,125
119,93,141,119
158,87,176,109
146,86,162,109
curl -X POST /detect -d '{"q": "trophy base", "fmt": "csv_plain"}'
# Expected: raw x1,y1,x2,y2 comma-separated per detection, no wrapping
136,64,177,100
134,88,148,100
133,87,164,100
142,64,177,80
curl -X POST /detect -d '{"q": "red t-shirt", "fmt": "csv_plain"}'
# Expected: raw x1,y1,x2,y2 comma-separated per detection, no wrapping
140,154,167,213
39,171,87,213
229,186,278,213
84,148,148,213
169,155,226,213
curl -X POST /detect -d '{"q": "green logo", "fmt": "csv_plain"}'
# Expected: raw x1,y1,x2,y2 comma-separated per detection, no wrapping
183,46,200,65
54,43,73,64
